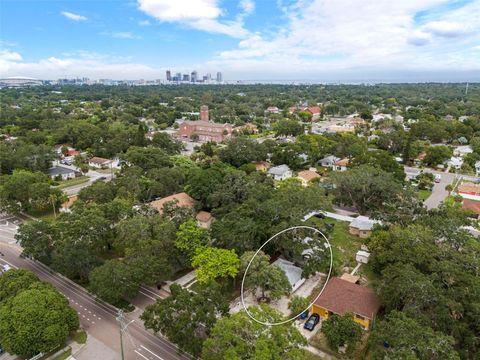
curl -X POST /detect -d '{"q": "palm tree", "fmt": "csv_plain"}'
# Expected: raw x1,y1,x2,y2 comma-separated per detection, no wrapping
48,194,58,218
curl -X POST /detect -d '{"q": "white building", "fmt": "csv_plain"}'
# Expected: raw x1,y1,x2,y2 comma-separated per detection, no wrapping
272,258,305,292
319,155,340,168
453,145,473,157
267,164,293,181
447,156,463,170
356,250,371,264
48,166,76,180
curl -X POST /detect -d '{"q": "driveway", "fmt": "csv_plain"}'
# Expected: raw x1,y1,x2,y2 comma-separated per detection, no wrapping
404,166,456,209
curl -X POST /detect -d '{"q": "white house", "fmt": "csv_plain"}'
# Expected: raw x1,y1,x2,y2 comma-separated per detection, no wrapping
453,145,473,157
272,258,305,293
475,161,480,176
88,156,119,169
267,164,293,181
319,155,340,168
447,156,463,170
48,166,76,181
333,158,349,172
356,250,371,264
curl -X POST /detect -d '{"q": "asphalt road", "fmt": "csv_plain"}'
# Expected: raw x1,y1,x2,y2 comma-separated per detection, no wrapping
59,168,114,196
0,214,191,360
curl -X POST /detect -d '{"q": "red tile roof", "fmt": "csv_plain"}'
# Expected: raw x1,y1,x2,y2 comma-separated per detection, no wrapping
196,211,212,222
149,192,194,213
458,183,480,195
462,199,480,215
313,277,380,319
297,170,320,182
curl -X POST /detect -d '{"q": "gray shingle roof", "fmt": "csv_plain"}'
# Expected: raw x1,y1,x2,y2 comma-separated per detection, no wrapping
48,166,75,176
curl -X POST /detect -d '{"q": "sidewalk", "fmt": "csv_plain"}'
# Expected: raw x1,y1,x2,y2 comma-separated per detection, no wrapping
71,335,118,360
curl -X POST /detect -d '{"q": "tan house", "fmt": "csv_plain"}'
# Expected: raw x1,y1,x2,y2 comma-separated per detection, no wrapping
333,158,349,172
311,277,380,330
149,192,194,213
89,156,114,169
349,216,377,238
297,170,321,186
196,211,214,229
255,161,271,172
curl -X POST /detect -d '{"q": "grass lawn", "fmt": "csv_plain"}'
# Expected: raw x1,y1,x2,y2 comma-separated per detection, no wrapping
73,330,87,344
304,217,364,273
55,176,89,189
94,167,119,174
417,189,432,201
25,208,56,222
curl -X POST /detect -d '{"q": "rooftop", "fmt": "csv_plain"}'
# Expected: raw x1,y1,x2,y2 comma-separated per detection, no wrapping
297,170,320,182
48,166,75,176
149,192,194,213
268,164,291,176
272,258,303,290
313,277,380,319
349,216,377,231
89,156,112,165
458,183,480,194
196,210,212,222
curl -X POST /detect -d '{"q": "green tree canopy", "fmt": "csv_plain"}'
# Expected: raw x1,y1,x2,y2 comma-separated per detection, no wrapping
321,313,362,351
0,270,79,358
202,305,307,359
192,247,240,283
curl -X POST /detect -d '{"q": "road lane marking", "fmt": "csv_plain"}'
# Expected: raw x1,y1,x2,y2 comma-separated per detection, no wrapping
134,350,149,360
140,345,164,360
0,258,18,269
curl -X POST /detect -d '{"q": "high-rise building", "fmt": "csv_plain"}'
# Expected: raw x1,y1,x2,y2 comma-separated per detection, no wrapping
166,70,171,81
206,73,212,81
216,72,223,82
191,71,197,82
200,105,209,121
183,74,190,82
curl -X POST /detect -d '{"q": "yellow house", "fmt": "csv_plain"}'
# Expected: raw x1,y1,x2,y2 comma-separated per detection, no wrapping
311,277,380,330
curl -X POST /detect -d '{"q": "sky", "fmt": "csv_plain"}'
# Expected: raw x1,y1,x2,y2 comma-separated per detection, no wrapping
0,0,480,82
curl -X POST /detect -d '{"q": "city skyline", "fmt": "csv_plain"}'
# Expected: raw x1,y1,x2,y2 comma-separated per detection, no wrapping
1,1,480,82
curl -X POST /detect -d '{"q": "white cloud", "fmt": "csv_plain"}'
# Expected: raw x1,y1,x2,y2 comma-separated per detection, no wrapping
138,19,152,26
61,11,87,22
209,0,480,77
101,31,142,39
0,50,159,79
239,0,255,16
0,49,22,61
423,20,472,38
137,0,252,38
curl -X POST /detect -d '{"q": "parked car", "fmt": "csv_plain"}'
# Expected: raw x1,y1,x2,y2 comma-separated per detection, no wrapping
435,174,442,183
304,313,320,331
1,264,12,273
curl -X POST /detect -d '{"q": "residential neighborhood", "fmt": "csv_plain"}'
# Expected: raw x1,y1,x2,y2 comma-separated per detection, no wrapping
1,81,479,360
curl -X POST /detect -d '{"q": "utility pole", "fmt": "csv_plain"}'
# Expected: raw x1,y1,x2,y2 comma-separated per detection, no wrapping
116,309,135,360
116,310,125,360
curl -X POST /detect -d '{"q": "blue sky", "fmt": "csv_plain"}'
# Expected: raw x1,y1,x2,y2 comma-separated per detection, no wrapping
1,0,479,81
